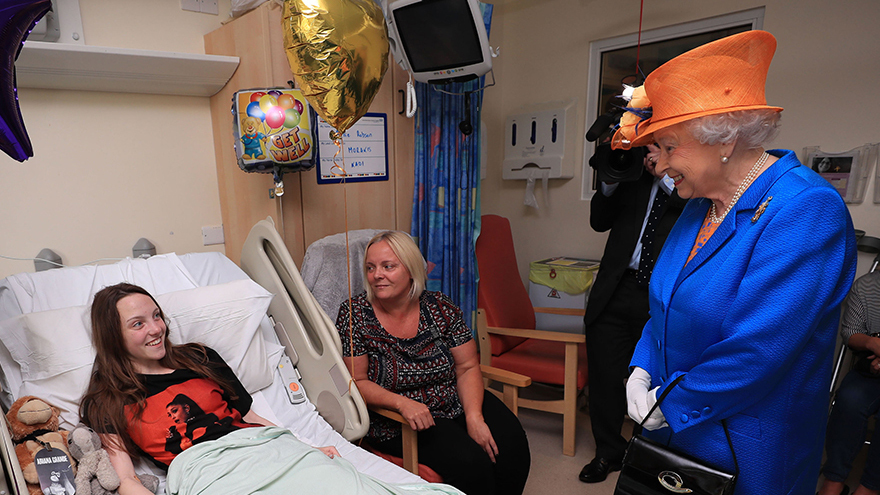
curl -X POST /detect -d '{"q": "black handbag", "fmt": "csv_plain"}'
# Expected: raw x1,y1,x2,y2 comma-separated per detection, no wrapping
614,375,738,495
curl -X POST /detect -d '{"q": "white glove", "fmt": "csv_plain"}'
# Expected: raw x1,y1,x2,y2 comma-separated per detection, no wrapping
642,386,668,431
626,367,652,423
626,368,669,431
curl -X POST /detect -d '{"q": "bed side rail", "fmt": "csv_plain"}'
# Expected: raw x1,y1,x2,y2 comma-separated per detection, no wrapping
240,218,369,441
0,406,26,495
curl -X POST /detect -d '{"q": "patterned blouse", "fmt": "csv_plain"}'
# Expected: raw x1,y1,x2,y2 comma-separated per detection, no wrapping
336,291,473,442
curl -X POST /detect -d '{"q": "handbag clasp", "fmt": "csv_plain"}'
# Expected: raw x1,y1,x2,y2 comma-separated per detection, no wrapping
658,471,693,493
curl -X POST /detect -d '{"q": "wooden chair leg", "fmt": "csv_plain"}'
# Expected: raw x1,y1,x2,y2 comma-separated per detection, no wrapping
502,383,519,416
401,423,419,475
562,342,578,456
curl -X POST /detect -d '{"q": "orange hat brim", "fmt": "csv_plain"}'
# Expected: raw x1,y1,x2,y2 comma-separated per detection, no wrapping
616,104,783,149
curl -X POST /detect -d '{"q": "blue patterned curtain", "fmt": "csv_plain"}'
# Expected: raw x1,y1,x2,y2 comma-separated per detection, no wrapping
410,4,492,330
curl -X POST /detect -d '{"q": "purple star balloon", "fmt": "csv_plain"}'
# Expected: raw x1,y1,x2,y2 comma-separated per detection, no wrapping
0,0,51,162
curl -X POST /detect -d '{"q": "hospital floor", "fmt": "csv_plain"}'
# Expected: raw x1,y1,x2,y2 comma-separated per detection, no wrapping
516,387,869,495
517,388,629,495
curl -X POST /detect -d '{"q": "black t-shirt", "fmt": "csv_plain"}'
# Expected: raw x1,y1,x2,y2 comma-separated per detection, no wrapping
124,347,258,468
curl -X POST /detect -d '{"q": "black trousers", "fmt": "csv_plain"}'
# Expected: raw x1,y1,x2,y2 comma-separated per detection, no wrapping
371,390,530,495
585,270,650,461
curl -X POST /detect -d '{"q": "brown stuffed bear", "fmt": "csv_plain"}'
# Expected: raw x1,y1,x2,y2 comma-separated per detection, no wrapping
6,396,75,495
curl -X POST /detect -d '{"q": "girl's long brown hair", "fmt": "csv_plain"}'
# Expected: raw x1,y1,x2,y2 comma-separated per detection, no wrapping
79,283,237,459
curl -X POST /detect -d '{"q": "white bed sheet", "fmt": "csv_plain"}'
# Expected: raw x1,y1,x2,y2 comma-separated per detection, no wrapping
0,252,421,490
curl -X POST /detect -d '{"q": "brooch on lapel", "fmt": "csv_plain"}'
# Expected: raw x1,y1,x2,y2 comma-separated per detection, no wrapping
752,196,773,223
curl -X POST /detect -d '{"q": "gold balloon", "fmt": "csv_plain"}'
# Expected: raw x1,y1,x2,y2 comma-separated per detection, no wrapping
283,0,389,134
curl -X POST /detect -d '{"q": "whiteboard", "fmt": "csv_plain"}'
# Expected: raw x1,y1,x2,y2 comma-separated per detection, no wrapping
317,113,389,184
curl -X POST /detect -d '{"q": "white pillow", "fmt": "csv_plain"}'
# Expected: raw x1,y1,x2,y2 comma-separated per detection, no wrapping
0,305,95,429
0,279,275,430
157,279,274,394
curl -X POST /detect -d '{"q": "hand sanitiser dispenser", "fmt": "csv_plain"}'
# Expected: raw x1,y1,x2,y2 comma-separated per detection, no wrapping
503,104,573,180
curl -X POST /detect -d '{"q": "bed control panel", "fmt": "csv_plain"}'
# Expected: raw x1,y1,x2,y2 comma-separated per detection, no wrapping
277,355,306,404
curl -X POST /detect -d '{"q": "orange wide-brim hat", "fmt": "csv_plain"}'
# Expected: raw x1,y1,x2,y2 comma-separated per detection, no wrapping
611,30,783,150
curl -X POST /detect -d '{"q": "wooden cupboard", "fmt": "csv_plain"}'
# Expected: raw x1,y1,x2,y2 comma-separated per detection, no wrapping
205,1,415,265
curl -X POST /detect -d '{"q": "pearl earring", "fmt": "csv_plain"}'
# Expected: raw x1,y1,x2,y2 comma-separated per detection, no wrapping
721,156,729,163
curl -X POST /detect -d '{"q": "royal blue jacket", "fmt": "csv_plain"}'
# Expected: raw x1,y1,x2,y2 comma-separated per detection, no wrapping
634,149,857,495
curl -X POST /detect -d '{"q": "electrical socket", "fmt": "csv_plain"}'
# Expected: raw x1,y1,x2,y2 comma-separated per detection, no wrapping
199,0,219,15
180,0,199,12
202,226,225,246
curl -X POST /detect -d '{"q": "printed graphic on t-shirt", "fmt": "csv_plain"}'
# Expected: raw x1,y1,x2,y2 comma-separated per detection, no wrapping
126,377,253,466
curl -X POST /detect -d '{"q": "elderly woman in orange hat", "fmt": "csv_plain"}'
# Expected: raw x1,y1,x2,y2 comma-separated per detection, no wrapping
615,31,857,494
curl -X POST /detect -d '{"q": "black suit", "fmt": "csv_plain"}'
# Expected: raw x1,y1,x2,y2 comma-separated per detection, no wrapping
584,171,685,462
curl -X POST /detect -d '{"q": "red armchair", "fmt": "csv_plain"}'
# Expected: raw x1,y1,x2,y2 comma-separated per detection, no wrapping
475,214,589,456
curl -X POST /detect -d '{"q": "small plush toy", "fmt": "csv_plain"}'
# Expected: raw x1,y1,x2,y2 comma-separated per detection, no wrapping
5,396,75,495
67,424,159,495
67,425,120,495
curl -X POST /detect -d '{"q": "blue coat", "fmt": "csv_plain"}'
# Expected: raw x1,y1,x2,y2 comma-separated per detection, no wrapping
633,149,857,495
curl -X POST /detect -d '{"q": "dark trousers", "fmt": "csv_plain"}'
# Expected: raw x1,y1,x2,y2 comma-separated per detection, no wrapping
371,390,530,495
585,270,650,461
823,370,880,490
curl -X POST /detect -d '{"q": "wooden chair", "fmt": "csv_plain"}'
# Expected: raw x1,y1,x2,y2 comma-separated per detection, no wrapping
367,364,531,478
475,214,589,456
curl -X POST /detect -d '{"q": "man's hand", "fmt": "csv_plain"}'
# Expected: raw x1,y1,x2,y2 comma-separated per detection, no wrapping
869,355,880,375
644,143,662,178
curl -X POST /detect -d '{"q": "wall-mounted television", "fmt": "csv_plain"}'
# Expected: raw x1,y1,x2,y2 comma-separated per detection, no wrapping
385,0,492,85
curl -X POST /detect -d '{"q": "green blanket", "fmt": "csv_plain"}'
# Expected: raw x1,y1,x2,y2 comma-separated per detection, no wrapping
165,426,464,495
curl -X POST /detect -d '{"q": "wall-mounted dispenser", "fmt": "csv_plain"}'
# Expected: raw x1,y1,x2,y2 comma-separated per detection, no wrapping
503,103,573,180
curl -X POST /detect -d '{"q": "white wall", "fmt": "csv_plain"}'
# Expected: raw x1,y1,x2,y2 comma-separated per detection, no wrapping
0,0,234,278
481,0,880,284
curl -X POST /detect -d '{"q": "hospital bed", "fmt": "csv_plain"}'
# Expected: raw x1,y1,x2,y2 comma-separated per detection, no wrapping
0,218,422,494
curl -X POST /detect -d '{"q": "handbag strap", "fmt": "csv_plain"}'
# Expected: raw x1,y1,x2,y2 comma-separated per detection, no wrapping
640,374,739,478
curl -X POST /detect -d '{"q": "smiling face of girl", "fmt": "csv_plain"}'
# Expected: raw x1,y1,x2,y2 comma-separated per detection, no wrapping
117,293,168,374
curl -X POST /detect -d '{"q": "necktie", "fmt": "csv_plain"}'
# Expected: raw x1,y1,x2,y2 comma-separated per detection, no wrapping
636,189,669,287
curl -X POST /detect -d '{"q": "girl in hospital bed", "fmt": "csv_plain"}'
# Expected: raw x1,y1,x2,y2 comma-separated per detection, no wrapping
79,283,465,495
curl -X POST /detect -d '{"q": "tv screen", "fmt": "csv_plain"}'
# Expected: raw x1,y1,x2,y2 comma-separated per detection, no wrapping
392,0,485,73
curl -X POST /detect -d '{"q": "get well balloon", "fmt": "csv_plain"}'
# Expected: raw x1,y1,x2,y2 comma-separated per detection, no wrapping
0,0,51,162
282,0,389,134
231,88,318,197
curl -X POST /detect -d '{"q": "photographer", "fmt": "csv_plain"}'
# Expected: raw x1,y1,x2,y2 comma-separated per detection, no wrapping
578,142,686,484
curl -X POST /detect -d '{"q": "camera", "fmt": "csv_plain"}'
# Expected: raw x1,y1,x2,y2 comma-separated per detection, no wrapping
586,110,645,183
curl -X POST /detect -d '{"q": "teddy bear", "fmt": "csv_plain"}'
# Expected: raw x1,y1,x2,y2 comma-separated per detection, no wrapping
5,396,75,495
67,424,159,495
67,424,119,495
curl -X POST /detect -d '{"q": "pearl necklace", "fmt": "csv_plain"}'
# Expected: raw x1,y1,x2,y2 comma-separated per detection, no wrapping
708,151,769,224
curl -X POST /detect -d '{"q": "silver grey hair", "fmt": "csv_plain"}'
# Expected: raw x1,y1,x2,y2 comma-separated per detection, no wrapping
685,109,781,150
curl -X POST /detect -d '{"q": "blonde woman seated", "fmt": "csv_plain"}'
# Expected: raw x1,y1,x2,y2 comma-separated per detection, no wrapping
79,283,465,495
336,231,530,495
